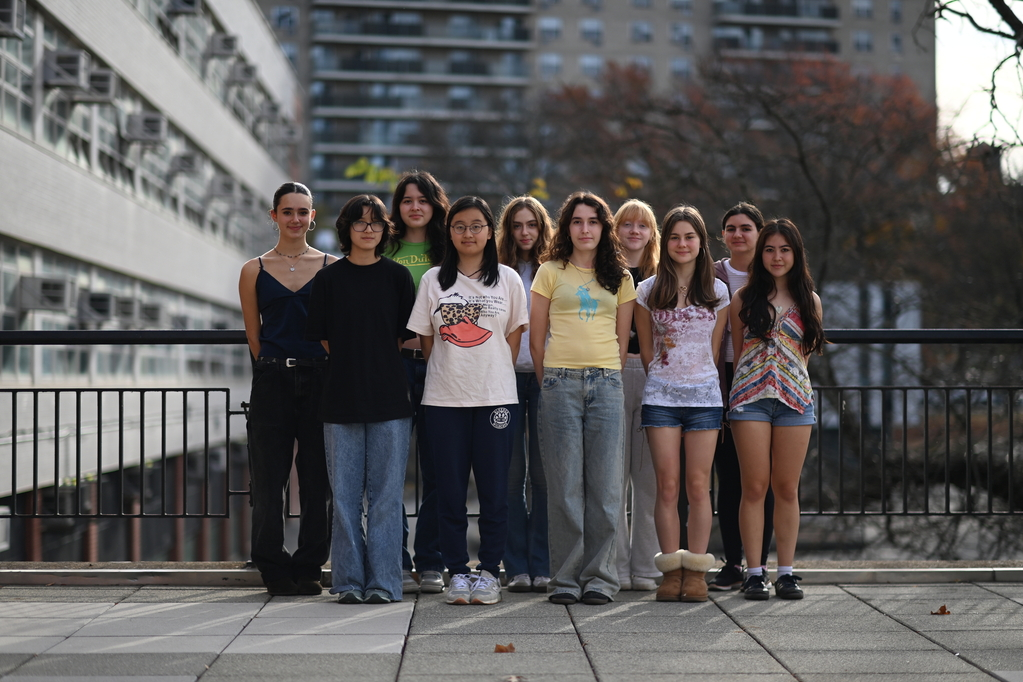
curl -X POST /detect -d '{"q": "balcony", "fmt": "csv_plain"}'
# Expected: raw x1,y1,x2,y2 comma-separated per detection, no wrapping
714,0,840,25
314,20,531,45
317,58,530,81
714,35,839,54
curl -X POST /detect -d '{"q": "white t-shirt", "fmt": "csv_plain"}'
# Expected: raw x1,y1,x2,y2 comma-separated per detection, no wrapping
722,259,749,363
407,264,529,407
637,277,729,407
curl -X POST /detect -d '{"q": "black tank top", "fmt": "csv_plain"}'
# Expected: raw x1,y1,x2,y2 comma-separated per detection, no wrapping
256,255,329,359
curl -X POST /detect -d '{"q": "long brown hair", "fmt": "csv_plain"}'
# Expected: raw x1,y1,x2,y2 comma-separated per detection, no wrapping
613,199,659,279
646,205,720,311
497,196,553,268
544,192,629,295
738,219,825,355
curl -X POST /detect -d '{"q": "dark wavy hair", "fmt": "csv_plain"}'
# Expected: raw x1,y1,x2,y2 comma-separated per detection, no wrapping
497,196,554,269
646,205,720,311
720,201,765,232
739,219,825,356
387,170,450,264
438,196,500,291
271,181,312,211
544,192,628,295
335,194,393,257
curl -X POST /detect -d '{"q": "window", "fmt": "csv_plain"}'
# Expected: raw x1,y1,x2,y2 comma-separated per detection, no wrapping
853,30,873,51
852,0,873,18
579,54,603,78
670,0,694,14
632,0,652,6
630,55,652,73
270,6,299,33
280,42,297,65
631,21,653,42
538,52,562,79
582,0,603,8
670,57,692,80
891,33,902,52
539,16,563,42
671,23,693,49
890,0,903,22
580,18,604,45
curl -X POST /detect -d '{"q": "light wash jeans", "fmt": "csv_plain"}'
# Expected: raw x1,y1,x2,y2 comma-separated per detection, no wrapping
539,367,625,599
616,357,660,582
324,418,411,601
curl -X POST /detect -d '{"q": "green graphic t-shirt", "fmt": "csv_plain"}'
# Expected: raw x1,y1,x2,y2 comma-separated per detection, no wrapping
389,240,433,291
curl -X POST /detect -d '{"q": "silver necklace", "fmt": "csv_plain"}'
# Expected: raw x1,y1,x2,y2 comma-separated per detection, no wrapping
274,246,309,272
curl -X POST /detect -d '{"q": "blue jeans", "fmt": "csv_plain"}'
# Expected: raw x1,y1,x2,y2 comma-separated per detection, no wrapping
402,356,443,573
539,367,624,599
426,404,515,577
324,418,411,601
504,372,549,578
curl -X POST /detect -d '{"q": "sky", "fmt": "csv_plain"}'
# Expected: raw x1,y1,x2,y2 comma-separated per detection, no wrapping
934,0,1023,173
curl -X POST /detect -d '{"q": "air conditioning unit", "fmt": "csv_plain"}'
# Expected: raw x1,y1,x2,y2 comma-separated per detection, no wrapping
44,49,91,90
18,276,78,312
124,112,168,143
206,33,238,57
169,152,202,175
166,0,201,15
73,69,118,104
227,62,257,84
0,0,26,39
208,175,236,197
115,296,138,323
139,303,163,327
78,291,115,322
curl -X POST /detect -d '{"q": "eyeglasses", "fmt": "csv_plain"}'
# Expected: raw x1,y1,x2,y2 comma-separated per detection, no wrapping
451,223,487,235
352,220,385,233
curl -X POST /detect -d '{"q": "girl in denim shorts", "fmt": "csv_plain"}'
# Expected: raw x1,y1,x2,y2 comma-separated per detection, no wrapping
635,205,729,603
727,219,825,601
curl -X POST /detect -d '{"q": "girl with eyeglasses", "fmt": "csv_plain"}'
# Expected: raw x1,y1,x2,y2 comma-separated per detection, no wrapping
407,196,528,606
306,194,415,604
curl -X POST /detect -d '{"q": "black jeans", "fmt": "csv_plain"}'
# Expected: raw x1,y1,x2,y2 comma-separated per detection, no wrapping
715,362,774,567
247,359,331,584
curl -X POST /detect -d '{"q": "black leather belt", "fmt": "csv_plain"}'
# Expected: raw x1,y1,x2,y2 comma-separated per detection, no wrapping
256,357,328,368
400,348,425,360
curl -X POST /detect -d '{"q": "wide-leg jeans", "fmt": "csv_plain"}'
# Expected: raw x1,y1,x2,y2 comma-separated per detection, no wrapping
539,367,625,599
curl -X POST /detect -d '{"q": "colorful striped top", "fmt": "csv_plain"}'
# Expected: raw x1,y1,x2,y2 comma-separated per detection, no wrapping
729,306,813,414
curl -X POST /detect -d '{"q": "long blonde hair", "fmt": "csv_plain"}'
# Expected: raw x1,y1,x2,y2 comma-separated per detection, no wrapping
613,199,659,279
497,195,554,268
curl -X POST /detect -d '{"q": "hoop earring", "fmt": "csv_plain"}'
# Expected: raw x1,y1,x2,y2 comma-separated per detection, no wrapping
308,220,316,232
272,223,279,232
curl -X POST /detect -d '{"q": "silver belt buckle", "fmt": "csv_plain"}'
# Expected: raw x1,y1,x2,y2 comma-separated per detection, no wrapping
285,358,298,368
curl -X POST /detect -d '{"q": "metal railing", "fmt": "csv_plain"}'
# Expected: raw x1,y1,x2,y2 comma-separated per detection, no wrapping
2,329,1022,521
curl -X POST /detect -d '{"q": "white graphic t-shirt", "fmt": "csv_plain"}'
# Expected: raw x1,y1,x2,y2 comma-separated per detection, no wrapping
637,277,729,407
407,264,528,407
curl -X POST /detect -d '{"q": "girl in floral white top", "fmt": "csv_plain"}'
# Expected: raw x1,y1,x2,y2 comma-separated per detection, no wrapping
635,205,729,603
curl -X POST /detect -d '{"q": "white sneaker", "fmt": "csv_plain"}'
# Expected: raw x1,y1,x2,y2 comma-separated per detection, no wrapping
471,570,502,605
507,573,532,593
631,575,658,591
445,573,475,605
402,570,419,594
618,576,632,591
419,570,445,594
532,576,551,593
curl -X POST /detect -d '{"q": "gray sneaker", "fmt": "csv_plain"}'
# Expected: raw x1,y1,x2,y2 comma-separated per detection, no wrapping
420,570,445,594
402,570,419,594
471,570,502,605
506,573,532,592
445,573,475,605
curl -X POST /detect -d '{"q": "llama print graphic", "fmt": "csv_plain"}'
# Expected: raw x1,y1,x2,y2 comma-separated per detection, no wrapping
434,293,493,347
576,285,598,322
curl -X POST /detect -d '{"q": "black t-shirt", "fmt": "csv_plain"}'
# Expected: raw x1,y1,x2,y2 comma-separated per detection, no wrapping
306,257,416,424
628,266,646,355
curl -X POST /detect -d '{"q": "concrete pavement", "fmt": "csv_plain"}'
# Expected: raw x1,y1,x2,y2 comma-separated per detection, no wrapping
1,581,1022,681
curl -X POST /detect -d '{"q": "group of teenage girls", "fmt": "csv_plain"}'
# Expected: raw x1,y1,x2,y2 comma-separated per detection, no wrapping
239,172,824,606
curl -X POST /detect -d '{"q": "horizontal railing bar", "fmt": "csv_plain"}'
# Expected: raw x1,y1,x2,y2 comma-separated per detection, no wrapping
1,329,1022,346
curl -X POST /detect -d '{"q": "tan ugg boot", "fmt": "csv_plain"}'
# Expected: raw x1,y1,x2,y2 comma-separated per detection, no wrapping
656,569,682,601
680,550,717,602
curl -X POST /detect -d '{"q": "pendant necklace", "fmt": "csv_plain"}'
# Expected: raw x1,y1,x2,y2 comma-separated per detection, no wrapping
274,246,309,272
458,267,482,279
571,261,595,290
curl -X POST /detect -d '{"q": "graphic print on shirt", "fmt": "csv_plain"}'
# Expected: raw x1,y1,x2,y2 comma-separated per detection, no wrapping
576,285,598,322
435,292,494,347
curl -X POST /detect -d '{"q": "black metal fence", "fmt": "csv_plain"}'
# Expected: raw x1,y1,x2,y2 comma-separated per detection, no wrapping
2,329,1022,525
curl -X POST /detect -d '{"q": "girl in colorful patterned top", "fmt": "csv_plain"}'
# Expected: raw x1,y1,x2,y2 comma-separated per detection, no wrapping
634,205,728,603
728,219,825,601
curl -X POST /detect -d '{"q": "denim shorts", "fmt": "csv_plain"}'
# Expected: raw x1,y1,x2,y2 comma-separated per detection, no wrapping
641,404,723,432
728,397,816,426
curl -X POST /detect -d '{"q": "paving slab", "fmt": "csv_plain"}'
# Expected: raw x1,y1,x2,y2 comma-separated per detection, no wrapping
843,585,999,597
729,615,907,632
399,675,597,682
773,650,982,674
578,632,763,653
404,633,581,653
1,677,198,682
0,619,93,638
409,615,576,635
855,598,1021,614
894,612,1023,630
956,649,1023,670
4,653,216,677
714,598,880,617
0,654,34,675
572,614,740,634
0,587,138,603
598,675,795,682
122,588,269,604
587,650,788,675
398,650,591,675
242,615,410,635
45,635,233,654
412,593,562,617
72,602,260,637
977,584,1023,599
0,603,113,619
922,629,1023,650
0,637,64,655
750,630,942,652
223,633,405,654
257,600,410,618
798,675,998,682
204,653,399,679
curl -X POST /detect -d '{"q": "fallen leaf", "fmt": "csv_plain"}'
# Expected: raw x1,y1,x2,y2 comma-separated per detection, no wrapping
494,642,516,653
931,605,951,615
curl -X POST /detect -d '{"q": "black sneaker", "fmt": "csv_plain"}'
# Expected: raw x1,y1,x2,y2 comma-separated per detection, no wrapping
741,573,770,601
708,564,744,591
774,573,804,600
581,591,610,605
